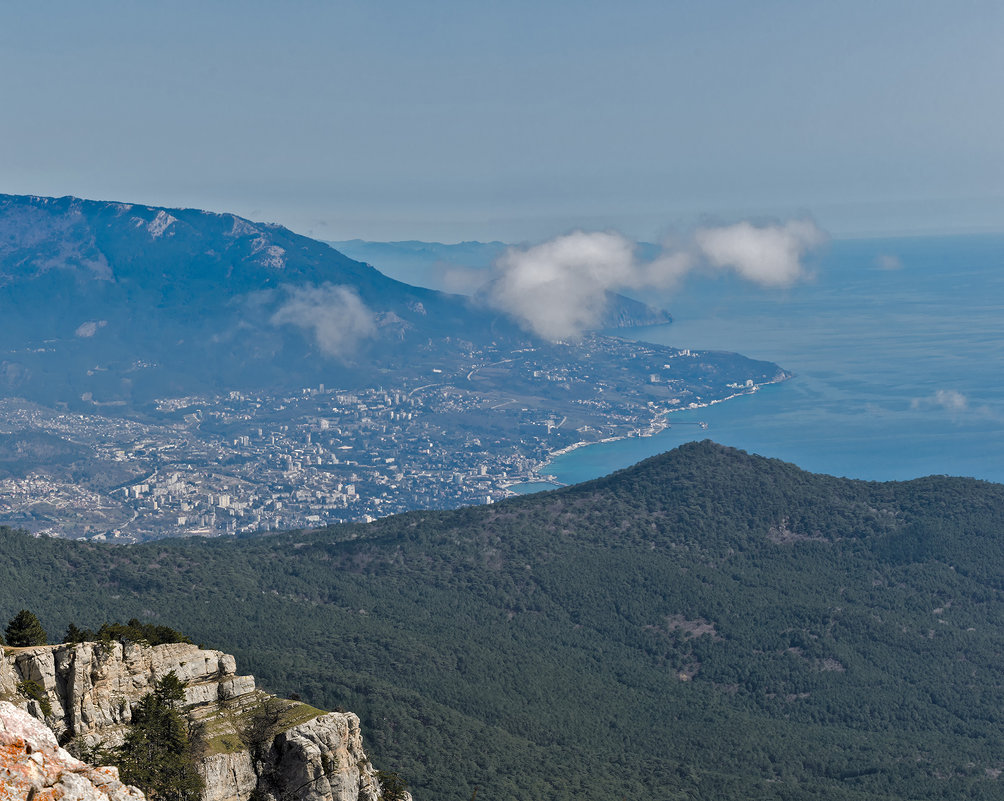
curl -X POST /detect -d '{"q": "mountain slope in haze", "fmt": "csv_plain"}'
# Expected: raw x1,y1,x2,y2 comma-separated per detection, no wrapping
3,441,1003,800
0,196,733,414
0,195,518,405
329,238,509,287
0,194,789,541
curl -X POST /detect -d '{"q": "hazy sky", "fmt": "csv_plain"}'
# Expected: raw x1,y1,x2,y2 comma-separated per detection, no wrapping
2,1,1001,242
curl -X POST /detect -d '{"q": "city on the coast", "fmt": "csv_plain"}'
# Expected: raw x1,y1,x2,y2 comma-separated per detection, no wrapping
0,336,785,542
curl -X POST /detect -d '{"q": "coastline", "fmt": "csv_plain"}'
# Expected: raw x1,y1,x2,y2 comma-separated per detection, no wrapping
510,373,791,493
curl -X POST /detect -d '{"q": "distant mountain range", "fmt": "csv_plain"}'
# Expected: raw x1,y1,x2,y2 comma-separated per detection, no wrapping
0,195,669,408
4,441,1003,800
329,238,510,285
0,194,790,540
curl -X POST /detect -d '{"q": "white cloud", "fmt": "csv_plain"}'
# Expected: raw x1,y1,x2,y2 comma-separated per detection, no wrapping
487,231,637,341
484,220,825,340
75,320,107,338
875,253,903,271
694,220,825,287
270,283,376,358
912,389,969,413
934,389,968,411
910,389,1004,422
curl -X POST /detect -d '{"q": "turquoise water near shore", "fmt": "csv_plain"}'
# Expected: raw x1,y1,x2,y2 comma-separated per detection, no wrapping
544,234,1004,487
509,480,563,495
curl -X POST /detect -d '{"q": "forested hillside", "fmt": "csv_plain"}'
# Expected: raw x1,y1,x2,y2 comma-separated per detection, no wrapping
3,441,1004,800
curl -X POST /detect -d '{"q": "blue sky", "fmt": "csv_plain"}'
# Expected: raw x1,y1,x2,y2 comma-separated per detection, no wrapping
1,1,1001,242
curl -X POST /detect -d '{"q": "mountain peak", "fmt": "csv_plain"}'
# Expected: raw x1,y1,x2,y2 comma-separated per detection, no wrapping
0,192,499,403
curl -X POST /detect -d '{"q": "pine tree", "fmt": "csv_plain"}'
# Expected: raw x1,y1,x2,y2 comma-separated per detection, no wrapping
112,672,203,801
5,609,47,647
377,771,410,801
64,622,85,644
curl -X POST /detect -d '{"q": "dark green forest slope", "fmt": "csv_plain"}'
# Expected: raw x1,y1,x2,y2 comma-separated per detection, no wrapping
3,441,1004,800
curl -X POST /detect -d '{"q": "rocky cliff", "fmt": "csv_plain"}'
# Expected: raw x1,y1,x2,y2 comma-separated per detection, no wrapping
0,700,145,801
1,642,398,801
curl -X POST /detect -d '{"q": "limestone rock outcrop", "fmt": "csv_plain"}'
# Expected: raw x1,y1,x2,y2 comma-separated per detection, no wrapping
0,700,146,801
196,711,388,801
0,649,17,701
197,750,257,801
3,641,253,748
263,713,383,801
1,642,401,801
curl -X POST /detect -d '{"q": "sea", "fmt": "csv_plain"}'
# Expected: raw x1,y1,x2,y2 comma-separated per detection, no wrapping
531,233,1004,488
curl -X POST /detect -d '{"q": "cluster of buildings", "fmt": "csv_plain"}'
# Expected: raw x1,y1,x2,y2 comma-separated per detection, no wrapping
0,337,776,542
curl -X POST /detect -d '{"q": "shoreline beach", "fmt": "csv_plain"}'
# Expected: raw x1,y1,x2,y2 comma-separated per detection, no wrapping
508,374,789,494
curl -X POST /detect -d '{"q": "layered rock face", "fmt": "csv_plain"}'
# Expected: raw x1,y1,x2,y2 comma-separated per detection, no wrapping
1,642,398,801
3,641,253,748
267,713,384,801
197,711,385,801
0,700,146,801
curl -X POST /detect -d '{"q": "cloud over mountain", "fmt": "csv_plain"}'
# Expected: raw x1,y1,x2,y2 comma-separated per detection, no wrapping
485,220,825,340
694,220,825,287
270,283,376,359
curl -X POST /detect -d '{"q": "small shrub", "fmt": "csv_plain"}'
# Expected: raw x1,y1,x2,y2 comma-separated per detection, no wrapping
65,736,112,764
62,619,192,647
239,697,287,761
108,681,204,801
17,679,53,717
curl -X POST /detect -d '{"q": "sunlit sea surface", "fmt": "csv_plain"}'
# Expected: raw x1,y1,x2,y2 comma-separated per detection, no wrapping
536,234,1004,488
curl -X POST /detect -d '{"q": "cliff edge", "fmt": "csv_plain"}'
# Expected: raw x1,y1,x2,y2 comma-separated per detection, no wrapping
1,641,401,801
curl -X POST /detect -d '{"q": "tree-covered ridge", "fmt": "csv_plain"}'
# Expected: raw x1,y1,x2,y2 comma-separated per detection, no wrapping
3,441,1004,800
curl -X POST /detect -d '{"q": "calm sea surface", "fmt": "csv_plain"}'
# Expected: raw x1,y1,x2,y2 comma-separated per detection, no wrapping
543,234,1004,486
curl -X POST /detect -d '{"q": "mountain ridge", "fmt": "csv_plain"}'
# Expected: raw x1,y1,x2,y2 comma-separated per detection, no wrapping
0,192,788,539
2,441,1002,799
0,193,524,406
329,236,674,329
0,193,710,414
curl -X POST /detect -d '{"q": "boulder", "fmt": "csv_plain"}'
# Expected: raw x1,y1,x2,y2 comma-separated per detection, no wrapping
0,700,146,801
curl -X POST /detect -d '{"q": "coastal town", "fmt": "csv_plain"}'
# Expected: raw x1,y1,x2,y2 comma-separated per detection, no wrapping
0,336,786,542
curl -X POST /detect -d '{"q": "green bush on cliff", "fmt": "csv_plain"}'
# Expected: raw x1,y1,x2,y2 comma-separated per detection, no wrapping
377,770,410,801
16,679,52,717
64,618,192,647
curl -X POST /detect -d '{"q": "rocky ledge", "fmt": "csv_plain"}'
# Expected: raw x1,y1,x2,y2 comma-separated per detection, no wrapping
1,642,403,801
